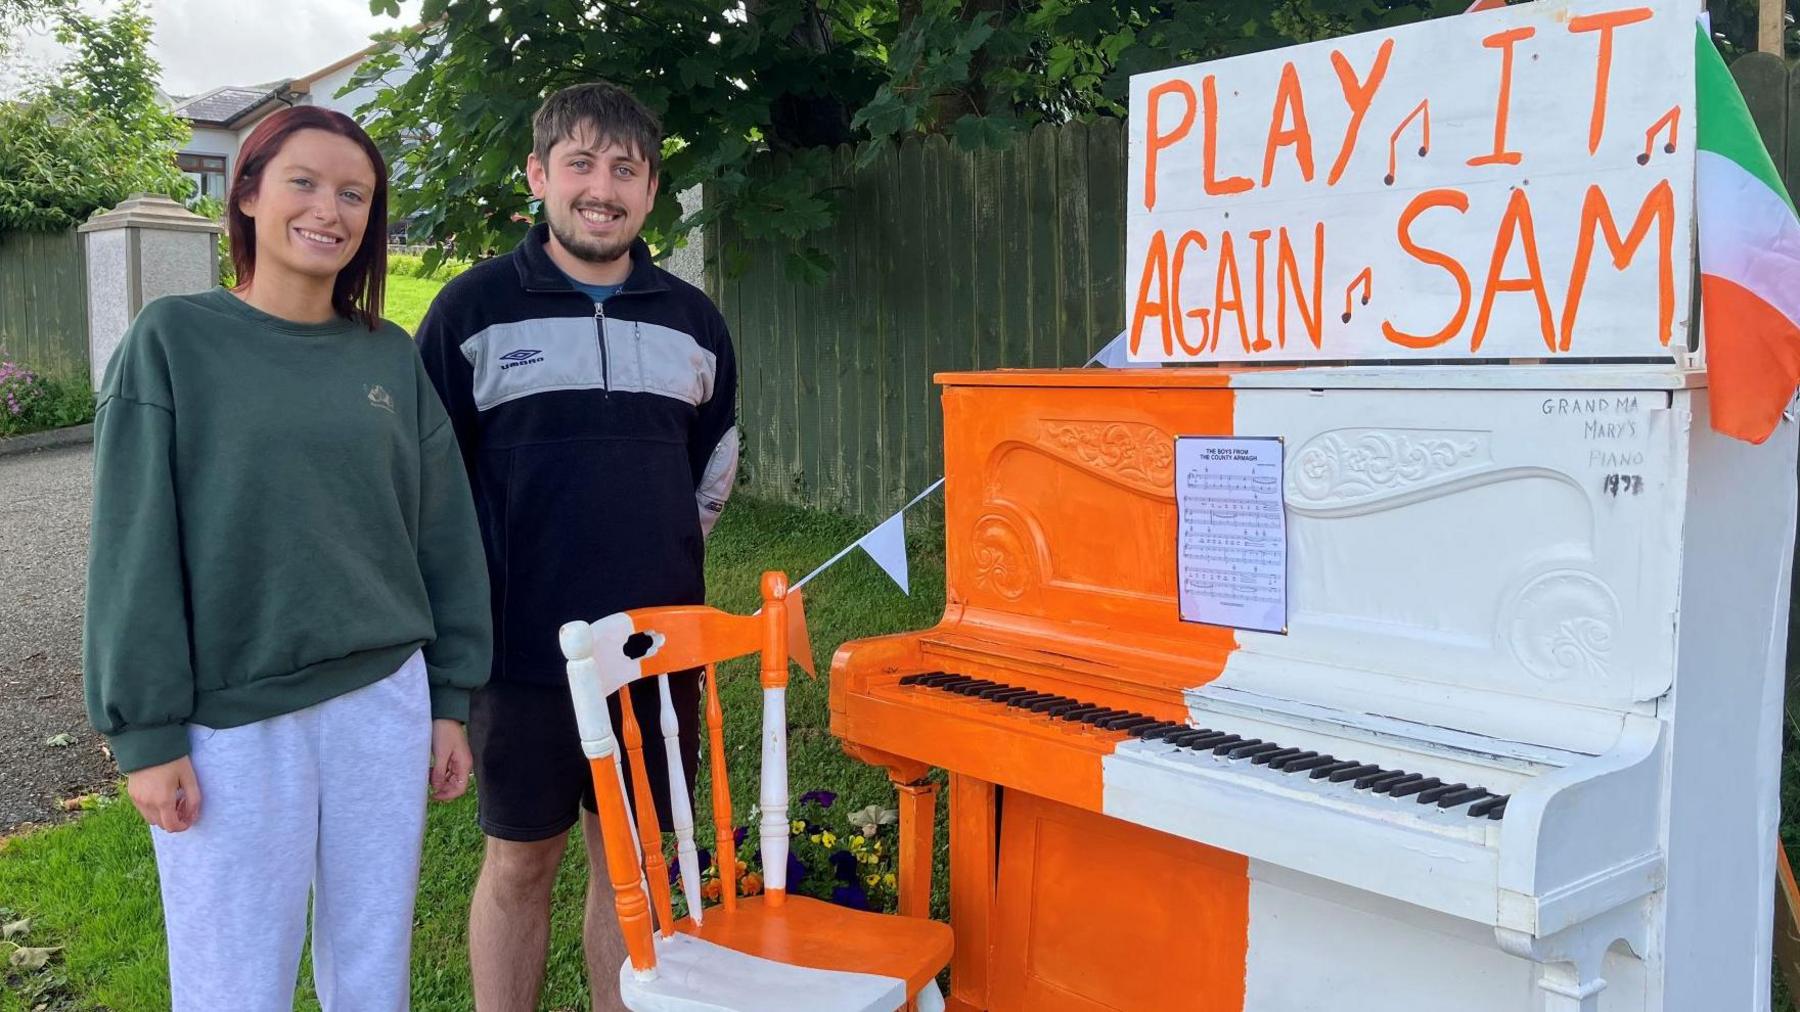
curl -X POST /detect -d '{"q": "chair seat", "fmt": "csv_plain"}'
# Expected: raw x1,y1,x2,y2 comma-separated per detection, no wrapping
618,931,909,1012
681,893,953,995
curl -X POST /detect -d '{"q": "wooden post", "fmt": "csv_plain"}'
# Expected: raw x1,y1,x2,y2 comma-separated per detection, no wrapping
1762,0,1785,54
1775,843,1800,994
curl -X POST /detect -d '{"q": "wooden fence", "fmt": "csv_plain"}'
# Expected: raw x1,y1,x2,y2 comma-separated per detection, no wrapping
0,229,88,384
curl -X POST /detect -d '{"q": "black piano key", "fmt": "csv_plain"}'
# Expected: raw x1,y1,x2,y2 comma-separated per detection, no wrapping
1329,763,1383,784
898,673,924,686
1081,709,1133,725
982,686,1031,701
1201,734,1246,753
1485,800,1508,820
1007,693,1058,709
1224,739,1272,758
1136,722,1190,740
1282,754,1337,774
917,673,961,687
1468,795,1508,819
1357,769,1408,791
1090,712,1134,729
1058,705,1106,721
1029,696,1076,713
1254,747,1304,767
949,680,999,695
1372,772,1422,795
1436,787,1490,809
1040,700,1086,717
1389,777,1442,799
1314,760,1364,780
1415,782,1467,805
1104,715,1157,733
1174,730,1232,749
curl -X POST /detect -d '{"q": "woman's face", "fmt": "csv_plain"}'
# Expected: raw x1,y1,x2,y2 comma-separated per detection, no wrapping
238,128,377,286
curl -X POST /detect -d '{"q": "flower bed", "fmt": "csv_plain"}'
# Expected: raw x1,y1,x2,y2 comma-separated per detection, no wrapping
0,360,94,438
671,790,901,918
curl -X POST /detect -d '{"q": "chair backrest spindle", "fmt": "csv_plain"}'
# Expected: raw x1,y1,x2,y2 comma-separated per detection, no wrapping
704,663,739,913
658,676,704,925
618,699,676,936
757,573,792,908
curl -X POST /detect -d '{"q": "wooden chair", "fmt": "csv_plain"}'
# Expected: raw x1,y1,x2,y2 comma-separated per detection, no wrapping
558,572,954,1012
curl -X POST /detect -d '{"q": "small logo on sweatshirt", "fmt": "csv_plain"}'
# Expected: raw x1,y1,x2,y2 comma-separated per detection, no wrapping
500,348,544,370
366,384,395,413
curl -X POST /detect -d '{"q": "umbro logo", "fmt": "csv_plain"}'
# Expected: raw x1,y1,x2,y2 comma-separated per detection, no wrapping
500,348,544,370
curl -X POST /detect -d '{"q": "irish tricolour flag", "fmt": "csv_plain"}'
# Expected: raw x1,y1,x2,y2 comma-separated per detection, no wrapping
1698,24,1800,444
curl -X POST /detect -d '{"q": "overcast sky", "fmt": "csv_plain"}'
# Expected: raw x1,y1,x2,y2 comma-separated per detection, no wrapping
5,0,422,98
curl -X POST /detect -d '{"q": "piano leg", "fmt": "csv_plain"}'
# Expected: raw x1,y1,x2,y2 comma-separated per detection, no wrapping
948,775,997,1012
839,741,939,919
1497,899,1652,1012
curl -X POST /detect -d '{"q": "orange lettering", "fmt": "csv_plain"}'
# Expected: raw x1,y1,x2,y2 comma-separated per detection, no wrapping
1383,189,1471,349
1214,231,1250,351
1569,8,1653,155
1172,230,1211,355
1562,180,1676,349
1277,223,1325,350
1467,27,1534,168
1261,62,1315,188
1130,230,1174,356
1203,75,1253,196
1249,229,1274,352
1472,187,1555,352
1327,39,1395,186
1145,80,1197,211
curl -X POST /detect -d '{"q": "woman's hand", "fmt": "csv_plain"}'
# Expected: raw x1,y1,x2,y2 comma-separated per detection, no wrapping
430,719,473,802
127,756,202,832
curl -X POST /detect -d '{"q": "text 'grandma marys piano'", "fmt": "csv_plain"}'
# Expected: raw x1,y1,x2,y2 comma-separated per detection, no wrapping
830,1,1800,1009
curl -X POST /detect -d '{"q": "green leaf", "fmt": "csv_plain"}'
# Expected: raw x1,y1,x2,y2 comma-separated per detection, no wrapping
43,733,74,748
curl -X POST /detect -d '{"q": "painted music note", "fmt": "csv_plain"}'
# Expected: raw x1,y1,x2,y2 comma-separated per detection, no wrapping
1341,267,1373,323
1637,105,1680,165
1385,99,1431,185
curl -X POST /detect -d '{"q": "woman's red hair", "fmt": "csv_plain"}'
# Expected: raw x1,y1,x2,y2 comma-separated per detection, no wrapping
228,106,388,330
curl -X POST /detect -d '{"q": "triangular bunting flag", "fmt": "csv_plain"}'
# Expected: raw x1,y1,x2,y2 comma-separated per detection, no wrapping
1695,23,1800,443
1090,330,1162,369
858,512,910,595
785,586,816,678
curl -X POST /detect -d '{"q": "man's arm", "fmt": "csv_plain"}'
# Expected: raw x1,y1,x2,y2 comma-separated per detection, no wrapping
691,311,739,538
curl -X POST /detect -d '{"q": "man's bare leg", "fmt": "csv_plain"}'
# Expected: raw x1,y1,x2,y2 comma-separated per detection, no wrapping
469,833,567,1011
581,809,629,1012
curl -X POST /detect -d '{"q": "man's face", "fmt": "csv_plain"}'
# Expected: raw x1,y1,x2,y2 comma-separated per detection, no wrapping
527,124,659,266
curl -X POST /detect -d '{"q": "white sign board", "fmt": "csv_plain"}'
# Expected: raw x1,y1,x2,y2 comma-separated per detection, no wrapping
1127,0,1699,363
1176,437,1287,633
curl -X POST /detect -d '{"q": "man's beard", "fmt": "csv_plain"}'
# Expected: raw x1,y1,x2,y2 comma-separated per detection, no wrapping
547,202,637,264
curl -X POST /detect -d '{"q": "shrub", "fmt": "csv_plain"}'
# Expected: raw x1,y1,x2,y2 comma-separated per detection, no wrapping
0,361,96,438
386,253,474,282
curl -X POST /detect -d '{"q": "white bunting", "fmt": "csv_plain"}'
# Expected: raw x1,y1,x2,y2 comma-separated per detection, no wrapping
1090,330,1162,369
857,512,911,595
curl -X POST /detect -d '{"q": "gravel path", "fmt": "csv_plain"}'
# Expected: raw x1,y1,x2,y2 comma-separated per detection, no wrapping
0,442,113,832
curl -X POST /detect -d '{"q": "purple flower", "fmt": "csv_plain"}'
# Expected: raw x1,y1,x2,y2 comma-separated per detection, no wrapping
829,850,859,883
733,825,748,846
830,883,870,911
799,790,837,808
786,852,807,888
698,847,712,873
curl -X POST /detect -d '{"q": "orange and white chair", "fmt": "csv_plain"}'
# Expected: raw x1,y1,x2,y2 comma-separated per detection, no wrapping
558,572,953,1011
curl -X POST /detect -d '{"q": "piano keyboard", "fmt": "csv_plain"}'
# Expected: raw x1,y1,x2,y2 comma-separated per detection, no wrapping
898,672,1510,820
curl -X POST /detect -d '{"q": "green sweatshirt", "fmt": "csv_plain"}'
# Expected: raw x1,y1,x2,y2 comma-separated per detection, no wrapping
84,288,492,773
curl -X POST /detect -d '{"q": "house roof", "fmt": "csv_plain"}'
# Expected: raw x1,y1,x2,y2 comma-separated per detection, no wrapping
170,83,291,128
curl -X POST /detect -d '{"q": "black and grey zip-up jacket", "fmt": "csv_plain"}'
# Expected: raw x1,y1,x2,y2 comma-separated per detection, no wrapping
416,224,739,686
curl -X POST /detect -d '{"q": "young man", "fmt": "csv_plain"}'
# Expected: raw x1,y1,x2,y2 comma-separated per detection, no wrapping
415,82,739,1011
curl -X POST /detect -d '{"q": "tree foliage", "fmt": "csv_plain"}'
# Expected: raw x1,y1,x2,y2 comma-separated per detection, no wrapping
0,0,191,234
353,0,1463,279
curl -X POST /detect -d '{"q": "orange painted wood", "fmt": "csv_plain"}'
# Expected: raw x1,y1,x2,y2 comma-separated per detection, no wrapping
704,663,738,914
988,792,1249,1011
895,779,938,920
618,606,761,677
676,893,953,996
760,572,790,691
618,697,676,936
947,775,997,1012
590,754,659,974
1776,842,1800,992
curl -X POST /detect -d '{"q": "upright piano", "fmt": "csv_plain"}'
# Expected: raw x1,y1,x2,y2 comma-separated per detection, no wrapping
830,364,1799,1011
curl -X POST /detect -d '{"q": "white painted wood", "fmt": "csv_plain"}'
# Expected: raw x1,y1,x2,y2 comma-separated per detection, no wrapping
616,931,907,1012
759,687,790,892
1126,0,1700,362
560,620,619,760
660,677,704,927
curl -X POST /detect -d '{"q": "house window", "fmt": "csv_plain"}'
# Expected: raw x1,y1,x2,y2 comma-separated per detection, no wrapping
175,153,229,201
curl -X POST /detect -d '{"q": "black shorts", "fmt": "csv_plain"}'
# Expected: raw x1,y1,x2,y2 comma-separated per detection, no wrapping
469,672,703,843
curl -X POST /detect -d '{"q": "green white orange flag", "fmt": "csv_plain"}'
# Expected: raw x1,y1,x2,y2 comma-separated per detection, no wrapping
1697,23,1800,443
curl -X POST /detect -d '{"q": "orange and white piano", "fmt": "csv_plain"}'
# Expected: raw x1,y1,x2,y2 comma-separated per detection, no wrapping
833,2,1800,1009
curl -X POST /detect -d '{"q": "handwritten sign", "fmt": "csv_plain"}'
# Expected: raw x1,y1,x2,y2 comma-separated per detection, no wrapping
1176,437,1287,633
1127,0,1699,363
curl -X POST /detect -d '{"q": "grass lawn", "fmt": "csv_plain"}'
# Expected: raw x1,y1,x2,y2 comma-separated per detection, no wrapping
384,273,446,335
0,496,949,1011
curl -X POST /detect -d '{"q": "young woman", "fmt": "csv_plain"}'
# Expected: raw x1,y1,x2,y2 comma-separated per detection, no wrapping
83,106,491,1011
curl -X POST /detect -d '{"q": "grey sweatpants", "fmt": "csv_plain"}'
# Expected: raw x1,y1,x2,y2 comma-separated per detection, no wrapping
151,651,431,1012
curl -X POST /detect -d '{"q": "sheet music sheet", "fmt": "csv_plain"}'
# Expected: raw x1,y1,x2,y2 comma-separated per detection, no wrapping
1176,436,1287,633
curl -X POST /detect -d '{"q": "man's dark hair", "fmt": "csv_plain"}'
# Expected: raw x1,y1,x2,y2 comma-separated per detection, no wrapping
532,82,663,176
